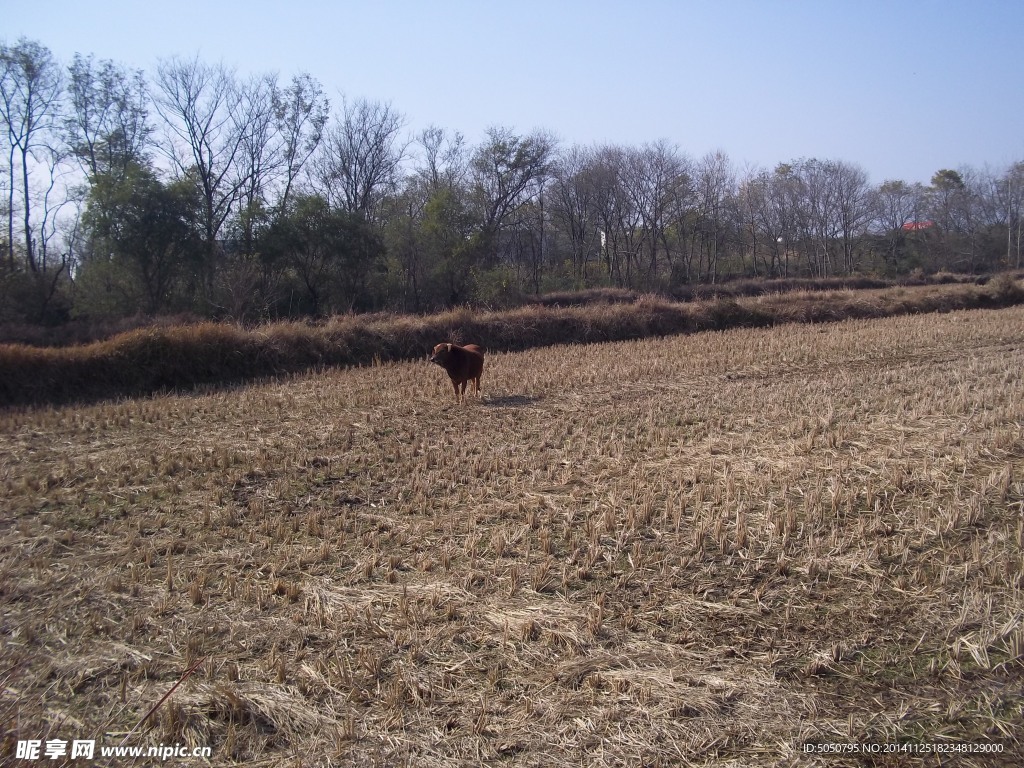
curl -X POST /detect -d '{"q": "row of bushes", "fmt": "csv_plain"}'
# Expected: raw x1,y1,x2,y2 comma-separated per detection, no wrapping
1,277,1022,407
525,271,995,308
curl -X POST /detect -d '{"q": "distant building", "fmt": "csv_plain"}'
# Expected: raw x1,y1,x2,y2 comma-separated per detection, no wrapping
901,221,935,231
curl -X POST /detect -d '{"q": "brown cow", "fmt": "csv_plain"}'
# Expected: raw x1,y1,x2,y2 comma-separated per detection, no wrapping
429,343,484,402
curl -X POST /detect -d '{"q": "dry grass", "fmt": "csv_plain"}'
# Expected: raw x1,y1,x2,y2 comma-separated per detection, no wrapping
0,271,1000,349
2,278,1023,407
2,306,1023,766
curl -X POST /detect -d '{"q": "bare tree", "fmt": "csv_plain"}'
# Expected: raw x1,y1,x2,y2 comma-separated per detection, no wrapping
0,38,64,271
233,72,280,254
832,160,872,273
956,167,993,272
233,72,330,230
1003,162,1024,268
153,56,246,275
619,140,690,286
872,179,926,265
787,159,842,276
742,164,804,278
65,53,151,180
383,126,468,310
311,97,405,221
205,72,327,317
417,125,466,194
584,145,632,286
737,168,772,276
34,141,74,274
691,150,733,282
0,152,8,257
549,144,601,282
469,126,555,266
274,73,329,212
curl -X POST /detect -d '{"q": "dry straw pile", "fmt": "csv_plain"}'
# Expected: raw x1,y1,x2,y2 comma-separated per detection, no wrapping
1,303,1023,765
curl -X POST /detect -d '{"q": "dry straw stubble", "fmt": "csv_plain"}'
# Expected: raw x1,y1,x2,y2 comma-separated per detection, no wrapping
2,305,1023,765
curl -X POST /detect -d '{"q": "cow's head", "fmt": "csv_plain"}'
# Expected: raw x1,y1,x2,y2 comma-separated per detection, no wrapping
429,343,454,367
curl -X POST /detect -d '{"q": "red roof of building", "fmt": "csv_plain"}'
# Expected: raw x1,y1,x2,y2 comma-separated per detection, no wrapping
901,221,934,231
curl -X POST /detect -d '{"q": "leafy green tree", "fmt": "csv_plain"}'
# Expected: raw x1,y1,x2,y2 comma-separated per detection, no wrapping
421,186,480,306
927,169,970,269
79,162,200,315
381,184,429,312
262,194,385,316
381,127,469,312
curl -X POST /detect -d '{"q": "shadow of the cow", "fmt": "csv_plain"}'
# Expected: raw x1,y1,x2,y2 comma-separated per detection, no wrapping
483,394,541,408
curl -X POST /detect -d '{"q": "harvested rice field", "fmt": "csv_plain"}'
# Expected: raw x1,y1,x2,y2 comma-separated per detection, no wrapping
2,306,1023,766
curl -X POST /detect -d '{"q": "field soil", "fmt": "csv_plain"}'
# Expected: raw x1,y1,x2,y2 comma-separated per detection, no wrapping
2,307,1023,766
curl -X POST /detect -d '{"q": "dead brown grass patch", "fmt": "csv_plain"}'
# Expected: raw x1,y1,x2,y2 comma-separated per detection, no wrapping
2,278,1023,408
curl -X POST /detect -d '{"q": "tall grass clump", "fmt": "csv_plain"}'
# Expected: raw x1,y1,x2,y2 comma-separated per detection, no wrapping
1,278,1022,407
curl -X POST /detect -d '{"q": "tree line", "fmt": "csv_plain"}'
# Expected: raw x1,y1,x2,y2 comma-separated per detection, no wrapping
3,37,1023,325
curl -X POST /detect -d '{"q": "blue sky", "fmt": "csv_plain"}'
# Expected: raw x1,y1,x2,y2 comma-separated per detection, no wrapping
6,0,1022,185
